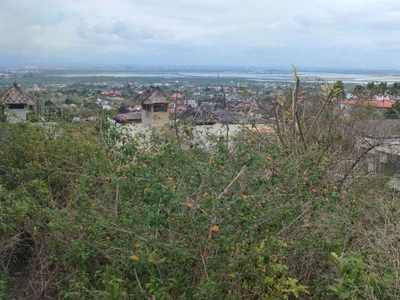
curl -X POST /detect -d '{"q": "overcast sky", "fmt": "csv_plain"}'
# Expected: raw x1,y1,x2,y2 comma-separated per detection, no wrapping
1,0,400,68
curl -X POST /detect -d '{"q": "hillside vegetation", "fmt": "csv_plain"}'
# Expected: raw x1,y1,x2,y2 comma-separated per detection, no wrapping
1,83,399,299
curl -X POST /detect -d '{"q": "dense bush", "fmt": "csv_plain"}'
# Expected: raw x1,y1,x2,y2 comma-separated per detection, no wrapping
0,117,399,299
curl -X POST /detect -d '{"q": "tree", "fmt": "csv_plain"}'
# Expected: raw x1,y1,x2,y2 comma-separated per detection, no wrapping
389,82,400,98
44,100,54,106
366,82,377,100
334,80,346,100
118,104,127,113
385,100,400,119
353,85,367,99
378,82,388,99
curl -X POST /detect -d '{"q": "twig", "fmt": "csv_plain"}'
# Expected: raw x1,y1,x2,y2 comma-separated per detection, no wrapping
174,84,180,148
200,254,209,281
276,205,311,236
305,89,334,141
295,112,307,150
134,268,152,300
217,72,229,148
338,144,378,188
292,66,300,135
102,220,148,242
273,103,286,147
115,183,119,216
217,166,247,199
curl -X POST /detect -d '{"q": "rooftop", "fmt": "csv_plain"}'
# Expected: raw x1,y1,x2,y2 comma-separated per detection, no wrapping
342,99,396,109
0,83,36,105
136,86,169,105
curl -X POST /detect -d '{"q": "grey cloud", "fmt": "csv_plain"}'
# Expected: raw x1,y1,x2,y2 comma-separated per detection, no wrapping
76,21,162,42
2,0,400,67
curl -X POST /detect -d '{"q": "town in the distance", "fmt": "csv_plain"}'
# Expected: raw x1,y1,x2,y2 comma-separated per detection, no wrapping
1,66,400,125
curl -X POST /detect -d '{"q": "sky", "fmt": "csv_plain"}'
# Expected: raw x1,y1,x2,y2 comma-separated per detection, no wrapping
1,0,400,69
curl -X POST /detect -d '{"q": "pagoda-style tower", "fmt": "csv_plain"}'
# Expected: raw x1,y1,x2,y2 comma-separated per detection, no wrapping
137,86,169,126
0,83,36,122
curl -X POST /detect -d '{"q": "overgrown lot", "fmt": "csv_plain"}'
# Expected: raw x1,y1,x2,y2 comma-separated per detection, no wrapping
1,91,400,299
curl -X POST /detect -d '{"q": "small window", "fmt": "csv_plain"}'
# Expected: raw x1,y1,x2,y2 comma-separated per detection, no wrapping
9,104,25,109
142,104,151,111
154,104,167,112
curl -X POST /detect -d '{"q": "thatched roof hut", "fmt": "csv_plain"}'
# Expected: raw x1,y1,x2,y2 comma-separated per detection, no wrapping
0,83,37,122
0,83,36,106
136,86,170,126
136,86,169,105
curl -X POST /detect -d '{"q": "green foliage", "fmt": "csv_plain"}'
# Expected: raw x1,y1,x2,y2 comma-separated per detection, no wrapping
327,252,385,299
389,82,400,97
333,80,346,100
352,85,367,99
0,113,399,298
385,100,400,119
0,271,5,299
118,104,127,113
44,100,54,106
0,122,310,298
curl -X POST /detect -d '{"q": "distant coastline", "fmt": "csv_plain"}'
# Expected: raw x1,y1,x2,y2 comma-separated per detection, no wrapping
46,71,400,84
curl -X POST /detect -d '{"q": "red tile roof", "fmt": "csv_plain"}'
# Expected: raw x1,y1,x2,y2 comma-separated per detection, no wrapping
171,93,183,99
341,99,396,109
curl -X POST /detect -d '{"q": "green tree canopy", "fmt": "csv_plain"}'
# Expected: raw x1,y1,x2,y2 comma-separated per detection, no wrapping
385,100,400,119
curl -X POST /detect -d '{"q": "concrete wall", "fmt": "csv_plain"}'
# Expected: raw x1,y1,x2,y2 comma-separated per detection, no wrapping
142,108,151,126
152,111,169,126
8,107,26,122
113,123,274,151
142,106,169,126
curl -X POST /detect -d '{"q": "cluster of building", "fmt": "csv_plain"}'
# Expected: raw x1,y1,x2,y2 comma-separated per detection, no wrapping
101,90,123,98
112,86,263,126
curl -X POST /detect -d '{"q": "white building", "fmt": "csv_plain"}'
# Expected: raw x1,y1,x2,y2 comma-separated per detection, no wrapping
184,99,198,108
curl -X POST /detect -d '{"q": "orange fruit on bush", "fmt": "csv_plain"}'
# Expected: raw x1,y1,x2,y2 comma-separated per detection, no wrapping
211,226,219,232
130,254,139,261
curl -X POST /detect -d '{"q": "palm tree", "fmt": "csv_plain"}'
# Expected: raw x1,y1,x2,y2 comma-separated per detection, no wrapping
366,82,377,101
334,80,346,100
353,85,367,99
378,82,388,99
389,83,400,99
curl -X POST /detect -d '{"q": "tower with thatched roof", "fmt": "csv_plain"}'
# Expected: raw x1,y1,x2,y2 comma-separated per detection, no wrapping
0,83,36,122
137,86,169,126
